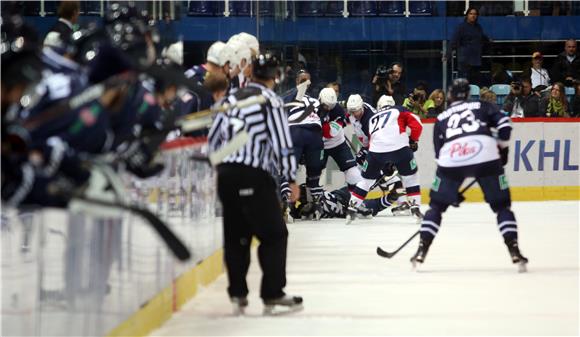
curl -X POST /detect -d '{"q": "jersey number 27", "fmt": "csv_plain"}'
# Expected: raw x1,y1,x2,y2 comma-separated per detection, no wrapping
369,109,394,135
446,110,480,138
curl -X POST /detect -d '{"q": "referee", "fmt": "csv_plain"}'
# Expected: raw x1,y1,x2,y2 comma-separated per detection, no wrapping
208,52,303,315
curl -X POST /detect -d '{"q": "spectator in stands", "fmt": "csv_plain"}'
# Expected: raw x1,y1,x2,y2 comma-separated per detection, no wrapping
424,89,445,117
519,78,544,117
571,80,580,117
48,1,80,43
523,52,551,90
447,7,491,87
551,39,580,87
542,82,569,117
480,87,497,104
503,81,525,117
326,81,341,100
371,62,406,106
403,87,428,118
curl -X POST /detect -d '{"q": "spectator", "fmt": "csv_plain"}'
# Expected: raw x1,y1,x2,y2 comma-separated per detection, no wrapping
571,80,580,117
520,78,544,117
447,7,491,87
402,88,428,118
48,1,80,43
371,62,406,106
326,81,341,100
551,39,580,86
424,89,445,117
480,87,497,104
542,82,569,117
502,81,525,117
523,52,551,90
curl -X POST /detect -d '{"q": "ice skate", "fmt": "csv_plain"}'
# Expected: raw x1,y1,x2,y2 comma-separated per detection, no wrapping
410,239,431,269
506,240,529,273
230,296,248,316
263,295,303,316
356,204,373,219
345,205,357,224
409,202,424,222
391,201,411,216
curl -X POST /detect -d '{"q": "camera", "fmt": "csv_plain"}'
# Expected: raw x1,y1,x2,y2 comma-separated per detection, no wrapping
375,65,389,79
511,81,522,91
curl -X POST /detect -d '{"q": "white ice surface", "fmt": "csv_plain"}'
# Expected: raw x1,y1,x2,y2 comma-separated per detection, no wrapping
151,201,579,336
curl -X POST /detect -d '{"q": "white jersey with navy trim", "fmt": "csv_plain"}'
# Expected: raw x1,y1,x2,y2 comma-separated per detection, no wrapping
434,100,512,167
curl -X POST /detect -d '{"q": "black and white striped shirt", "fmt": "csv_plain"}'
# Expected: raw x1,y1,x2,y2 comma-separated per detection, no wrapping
208,82,297,182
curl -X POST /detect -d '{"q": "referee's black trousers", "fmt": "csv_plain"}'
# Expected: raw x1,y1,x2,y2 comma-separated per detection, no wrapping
217,163,288,300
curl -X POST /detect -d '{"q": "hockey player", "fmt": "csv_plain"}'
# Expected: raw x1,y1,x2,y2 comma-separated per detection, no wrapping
226,38,252,90
287,70,325,216
184,41,234,85
410,78,528,271
319,88,363,189
345,94,423,224
290,180,402,220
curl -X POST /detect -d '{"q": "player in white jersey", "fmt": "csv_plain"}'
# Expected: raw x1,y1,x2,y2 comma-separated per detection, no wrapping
318,88,363,189
345,94,424,224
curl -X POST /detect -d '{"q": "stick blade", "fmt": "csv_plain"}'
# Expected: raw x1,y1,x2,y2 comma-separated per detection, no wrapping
376,246,395,259
134,207,192,261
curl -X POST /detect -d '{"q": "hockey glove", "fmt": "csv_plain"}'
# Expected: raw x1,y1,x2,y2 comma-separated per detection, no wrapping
499,146,509,166
355,147,369,166
409,140,418,152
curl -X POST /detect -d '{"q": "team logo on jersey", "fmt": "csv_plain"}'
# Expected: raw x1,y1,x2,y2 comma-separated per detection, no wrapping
447,140,483,162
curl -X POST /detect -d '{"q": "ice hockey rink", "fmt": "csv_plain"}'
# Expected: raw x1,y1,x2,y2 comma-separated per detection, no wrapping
151,201,579,336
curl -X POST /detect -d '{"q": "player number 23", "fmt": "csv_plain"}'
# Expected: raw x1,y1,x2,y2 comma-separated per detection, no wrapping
446,110,479,138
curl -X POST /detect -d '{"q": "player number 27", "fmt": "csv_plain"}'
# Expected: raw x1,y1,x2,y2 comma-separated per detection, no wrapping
446,110,480,138
369,109,394,135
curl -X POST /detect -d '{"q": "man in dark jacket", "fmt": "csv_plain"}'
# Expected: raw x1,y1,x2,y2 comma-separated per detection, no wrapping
551,39,580,86
47,1,80,45
447,7,491,86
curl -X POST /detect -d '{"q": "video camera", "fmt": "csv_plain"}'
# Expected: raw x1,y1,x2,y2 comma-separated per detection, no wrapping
375,65,393,85
511,81,522,91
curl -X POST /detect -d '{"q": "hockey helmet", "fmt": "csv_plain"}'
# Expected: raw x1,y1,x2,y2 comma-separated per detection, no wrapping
447,78,470,103
376,95,395,110
227,39,251,70
207,41,234,67
233,32,259,55
319,87,337,110
252,51,279,80
346,94,364,112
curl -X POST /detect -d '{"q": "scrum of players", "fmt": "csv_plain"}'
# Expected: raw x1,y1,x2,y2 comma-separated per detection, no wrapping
1,2,421,225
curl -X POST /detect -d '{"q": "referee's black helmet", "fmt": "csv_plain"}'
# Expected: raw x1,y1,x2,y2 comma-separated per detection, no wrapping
447,78,471,103
252,52,279,80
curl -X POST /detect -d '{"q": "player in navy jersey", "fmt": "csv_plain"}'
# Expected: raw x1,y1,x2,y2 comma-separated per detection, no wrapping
410,78,528,272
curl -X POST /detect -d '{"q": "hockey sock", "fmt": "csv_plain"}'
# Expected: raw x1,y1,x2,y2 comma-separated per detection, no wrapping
496,208,518,243
419,205,444,242
349,178,375,208
401,173,421,206
306,176,323,200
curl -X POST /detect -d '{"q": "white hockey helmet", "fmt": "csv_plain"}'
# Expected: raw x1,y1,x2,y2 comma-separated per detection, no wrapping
162,41,183,66
207,41,234,67
235,32,259,55
376,95,395,110
346,94,364,112
319,87,337,109
227,39,251,70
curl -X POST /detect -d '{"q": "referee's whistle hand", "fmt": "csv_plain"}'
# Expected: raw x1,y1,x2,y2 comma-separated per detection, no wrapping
289,183,300,203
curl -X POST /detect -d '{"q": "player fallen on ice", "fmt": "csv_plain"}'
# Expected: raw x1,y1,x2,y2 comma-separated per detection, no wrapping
410,78,528,272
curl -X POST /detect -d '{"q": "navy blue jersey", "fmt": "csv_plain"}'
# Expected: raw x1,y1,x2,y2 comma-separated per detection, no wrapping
434,100,511,167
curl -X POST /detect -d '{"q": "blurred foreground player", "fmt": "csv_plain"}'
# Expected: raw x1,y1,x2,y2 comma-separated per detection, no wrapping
209,52,303,315
410,78,528,272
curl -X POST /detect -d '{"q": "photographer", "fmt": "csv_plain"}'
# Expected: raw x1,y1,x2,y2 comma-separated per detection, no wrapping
371,62,406,106
402,88,428,118
502,81,525,117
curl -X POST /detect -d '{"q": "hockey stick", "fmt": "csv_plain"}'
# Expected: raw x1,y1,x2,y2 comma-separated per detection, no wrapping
190,130,250,166
179,96,267,132
72,195,191,261
376,179,477,259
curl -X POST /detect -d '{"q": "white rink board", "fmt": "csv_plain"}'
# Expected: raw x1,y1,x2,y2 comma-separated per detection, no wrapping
151,201,579,336
415,121,580,188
